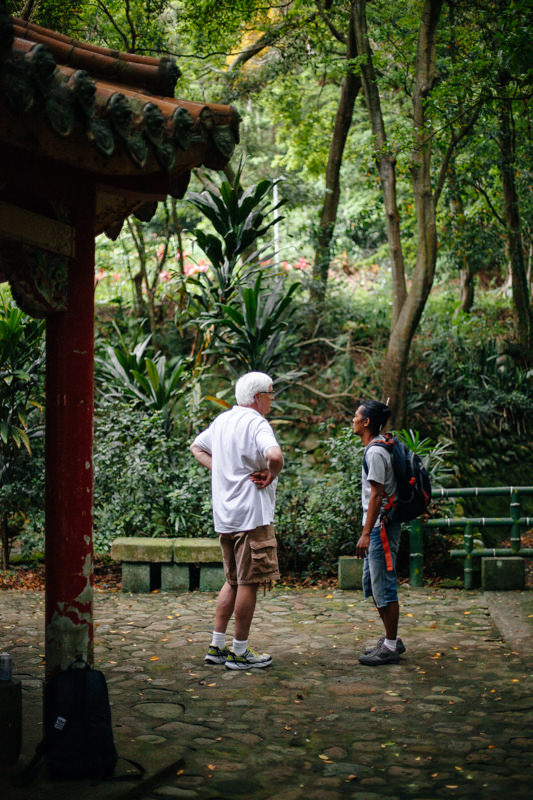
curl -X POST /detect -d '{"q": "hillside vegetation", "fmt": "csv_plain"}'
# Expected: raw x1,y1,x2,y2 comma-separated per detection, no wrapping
1,0,532,579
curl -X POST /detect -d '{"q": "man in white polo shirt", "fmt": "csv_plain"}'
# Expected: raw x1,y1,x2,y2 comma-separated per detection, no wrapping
190,372,283,670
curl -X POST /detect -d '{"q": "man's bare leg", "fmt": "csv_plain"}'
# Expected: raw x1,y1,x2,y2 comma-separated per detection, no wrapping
234,584,258,641
213,582,259,640
378,600,399,640
213,581,237,633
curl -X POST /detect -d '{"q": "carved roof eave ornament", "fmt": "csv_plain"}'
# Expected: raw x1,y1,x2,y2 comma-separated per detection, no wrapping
0,10,240,317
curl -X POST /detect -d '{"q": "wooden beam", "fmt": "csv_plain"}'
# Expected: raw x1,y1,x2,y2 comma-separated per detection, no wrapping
0,201,75,257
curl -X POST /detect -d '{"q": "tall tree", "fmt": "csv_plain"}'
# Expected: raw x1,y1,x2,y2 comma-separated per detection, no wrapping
311,4,361,299
489,0,533,362
351,0,492,424
497,90,532,360
178,2,362,299
352,1,442,422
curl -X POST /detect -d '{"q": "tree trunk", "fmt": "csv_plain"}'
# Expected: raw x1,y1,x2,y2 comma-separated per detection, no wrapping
132,271,145,314
497,96,533,362
1,514,9,571
358,0,443,427
20,0,38,21
311,8,361,301
447,161,475,314
458,267,475,313
353,0,407,327
171,199,185,276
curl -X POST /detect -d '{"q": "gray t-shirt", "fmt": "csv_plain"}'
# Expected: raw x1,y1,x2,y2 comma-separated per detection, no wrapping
361,442,397,525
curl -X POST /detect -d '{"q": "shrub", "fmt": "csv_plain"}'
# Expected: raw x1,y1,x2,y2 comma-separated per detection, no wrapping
276,427,363,577
0,298,45,566
92,404,212,553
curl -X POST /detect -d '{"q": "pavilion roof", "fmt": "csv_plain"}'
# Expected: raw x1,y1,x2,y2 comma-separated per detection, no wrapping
0,9,240,238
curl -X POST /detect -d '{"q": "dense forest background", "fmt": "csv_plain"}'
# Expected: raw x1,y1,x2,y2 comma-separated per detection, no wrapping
1,0,532,580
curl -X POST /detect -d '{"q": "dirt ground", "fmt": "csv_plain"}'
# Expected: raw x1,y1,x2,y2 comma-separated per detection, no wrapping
0,556,122,591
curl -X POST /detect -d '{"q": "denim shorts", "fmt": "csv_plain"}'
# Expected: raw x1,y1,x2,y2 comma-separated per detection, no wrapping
362,521,401,608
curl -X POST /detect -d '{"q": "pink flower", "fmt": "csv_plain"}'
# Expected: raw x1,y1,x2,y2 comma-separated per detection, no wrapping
184,260,210,277
160,270,171,282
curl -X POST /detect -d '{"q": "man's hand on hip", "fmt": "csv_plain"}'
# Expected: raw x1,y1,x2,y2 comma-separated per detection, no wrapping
250,469,276,489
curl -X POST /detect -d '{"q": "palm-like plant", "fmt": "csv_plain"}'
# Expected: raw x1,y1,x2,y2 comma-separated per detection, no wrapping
395,428,455,487
96,335,189,436
187,160,285,310
186,164,304,386
216,273,301,373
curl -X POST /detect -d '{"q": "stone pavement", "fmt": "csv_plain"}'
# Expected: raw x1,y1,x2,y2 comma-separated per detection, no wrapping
1,585,532,800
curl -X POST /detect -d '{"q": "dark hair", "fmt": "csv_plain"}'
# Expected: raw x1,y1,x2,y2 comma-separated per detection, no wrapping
359,399,391,435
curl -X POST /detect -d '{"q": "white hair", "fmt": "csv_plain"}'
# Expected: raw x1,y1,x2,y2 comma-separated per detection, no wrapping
235,372,273,406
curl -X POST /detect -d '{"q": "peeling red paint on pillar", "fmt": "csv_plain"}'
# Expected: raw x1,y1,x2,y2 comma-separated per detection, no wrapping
44,181,96,678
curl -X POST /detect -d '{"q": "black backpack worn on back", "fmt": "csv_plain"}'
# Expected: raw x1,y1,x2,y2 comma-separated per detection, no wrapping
363,432,432,523
19,658,143,784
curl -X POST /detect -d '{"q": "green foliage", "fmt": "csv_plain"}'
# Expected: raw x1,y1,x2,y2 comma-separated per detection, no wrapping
0,298,45,567
34,0,172,54
394,428,455,488
0,301,44,455
211,273,301,374
96,331,190,435
188,164,285,309
186,166,303,385
4,0,533,581
419,332,532,437
276,427,363,578
92,404,212,553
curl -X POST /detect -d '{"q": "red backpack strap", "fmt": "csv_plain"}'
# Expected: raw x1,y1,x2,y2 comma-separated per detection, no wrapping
379,518,394,572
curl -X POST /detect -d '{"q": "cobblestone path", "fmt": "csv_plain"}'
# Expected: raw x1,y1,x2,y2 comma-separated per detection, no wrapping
1,586,532,800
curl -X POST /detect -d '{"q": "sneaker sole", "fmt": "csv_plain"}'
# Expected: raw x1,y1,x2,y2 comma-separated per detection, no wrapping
358,655,401,666
364,642,406,656
204,657,226,664
225,658,272,670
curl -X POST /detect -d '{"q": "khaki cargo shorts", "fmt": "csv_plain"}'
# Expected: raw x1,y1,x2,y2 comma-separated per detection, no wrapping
219,524,280,586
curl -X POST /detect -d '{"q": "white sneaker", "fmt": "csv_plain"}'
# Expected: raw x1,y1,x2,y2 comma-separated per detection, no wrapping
225,647,272,670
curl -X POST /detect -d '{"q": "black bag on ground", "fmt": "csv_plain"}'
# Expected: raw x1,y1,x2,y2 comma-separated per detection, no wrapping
43,659,118,779
18,658,143,785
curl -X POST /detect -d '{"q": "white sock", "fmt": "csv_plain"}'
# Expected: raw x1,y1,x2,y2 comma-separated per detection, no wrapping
232,638,248,656
384,638,397,651
211,631,226,649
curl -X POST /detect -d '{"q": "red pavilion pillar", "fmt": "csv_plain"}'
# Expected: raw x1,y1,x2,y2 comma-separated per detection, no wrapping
44,182,96,678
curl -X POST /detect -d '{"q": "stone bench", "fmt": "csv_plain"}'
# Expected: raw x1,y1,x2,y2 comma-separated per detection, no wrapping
481,556,525,590
110,537,224,593
337,556,363,590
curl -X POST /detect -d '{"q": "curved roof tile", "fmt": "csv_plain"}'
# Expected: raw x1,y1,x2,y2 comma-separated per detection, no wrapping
0,9,240,236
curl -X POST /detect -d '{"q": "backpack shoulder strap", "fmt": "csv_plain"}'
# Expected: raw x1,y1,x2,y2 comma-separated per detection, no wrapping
363,435,394,474
89,757,145,786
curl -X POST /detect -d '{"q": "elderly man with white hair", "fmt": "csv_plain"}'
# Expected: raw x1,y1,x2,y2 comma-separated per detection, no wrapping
190,371,284,670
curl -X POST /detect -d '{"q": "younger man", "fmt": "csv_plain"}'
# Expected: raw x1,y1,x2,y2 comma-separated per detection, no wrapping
353,399,405,666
